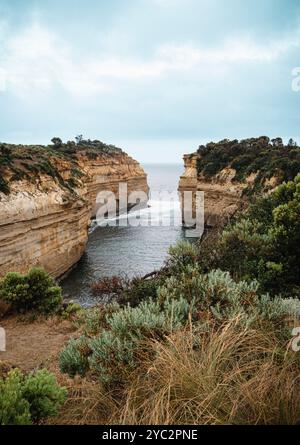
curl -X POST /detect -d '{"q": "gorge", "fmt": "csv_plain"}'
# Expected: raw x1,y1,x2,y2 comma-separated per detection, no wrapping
1,136,299,290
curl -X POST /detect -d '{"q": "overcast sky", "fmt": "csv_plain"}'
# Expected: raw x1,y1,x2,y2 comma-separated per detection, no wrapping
0,0,300,163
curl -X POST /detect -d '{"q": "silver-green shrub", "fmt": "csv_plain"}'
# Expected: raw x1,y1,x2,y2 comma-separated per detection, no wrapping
87,297,192,385
59,336,91,377
159,267,289,326
89,331,136,384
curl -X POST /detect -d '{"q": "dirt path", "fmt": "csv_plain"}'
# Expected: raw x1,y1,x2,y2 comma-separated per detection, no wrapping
0,315,77,373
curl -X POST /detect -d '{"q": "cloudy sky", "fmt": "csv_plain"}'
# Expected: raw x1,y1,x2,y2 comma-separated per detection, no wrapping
0,0,300,162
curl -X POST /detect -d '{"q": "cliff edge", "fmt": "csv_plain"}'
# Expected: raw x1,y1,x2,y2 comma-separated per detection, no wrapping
0,140,149,278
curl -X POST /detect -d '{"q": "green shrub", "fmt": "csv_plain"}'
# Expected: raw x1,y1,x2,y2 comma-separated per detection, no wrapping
205,174,300,296
60,297,191,384
90,298,191,385
0,369,31,425
22,369,67,422
75,303,121,336
0,368,67,425
0,267,62,314
59,336,91,377
165,240,198,274
121,276,160,307
0,174,10,194
61,302,82,319
91,274,161,307
107,300,168,340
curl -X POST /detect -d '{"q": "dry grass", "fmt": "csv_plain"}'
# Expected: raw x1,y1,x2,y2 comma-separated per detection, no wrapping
116,319,300,425
50,317,300,425
4,309,299,425
48,375,121,425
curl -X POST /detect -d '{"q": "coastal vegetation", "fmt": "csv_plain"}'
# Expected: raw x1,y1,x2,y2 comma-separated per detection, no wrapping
201,174,300,297
0,268,62,314
0,368,67,425
196,136,300,195
0,137,124,195
0,137,300,425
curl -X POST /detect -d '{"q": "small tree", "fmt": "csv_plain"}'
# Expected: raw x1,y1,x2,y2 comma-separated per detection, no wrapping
75,135,83,145
271,137,283,148
51,137,63,149
288,138,296,147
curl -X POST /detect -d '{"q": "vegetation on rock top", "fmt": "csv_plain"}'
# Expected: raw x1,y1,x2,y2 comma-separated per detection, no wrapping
0,137,124,195
196,136,300,195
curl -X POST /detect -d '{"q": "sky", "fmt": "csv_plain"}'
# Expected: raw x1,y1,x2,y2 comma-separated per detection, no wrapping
0,0,300,163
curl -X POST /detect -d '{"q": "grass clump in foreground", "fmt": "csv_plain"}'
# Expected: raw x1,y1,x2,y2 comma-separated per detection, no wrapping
118,319,300,425
56,314,300,425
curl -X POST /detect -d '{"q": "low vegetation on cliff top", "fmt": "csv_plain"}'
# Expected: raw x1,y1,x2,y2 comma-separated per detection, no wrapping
0,268,63,314
196,136,300,195
0,136,124,195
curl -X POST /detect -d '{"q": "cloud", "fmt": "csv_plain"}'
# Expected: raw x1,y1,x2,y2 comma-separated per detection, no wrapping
1,20,300,100
2,23,113,97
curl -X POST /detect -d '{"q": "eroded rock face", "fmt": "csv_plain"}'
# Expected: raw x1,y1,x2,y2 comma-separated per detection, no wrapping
0,153,148,278
178,154,249,229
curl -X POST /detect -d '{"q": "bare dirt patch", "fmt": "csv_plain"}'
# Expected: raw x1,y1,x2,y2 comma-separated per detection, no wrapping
0,315,78,373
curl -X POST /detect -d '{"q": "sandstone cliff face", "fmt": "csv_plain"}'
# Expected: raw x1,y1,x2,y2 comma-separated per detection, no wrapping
178,154,251,228
0,153,148,279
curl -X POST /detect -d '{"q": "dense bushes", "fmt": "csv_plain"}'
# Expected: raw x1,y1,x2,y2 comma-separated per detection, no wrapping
158,267,288,328
0,369,67,425
0,267,62,314
91,274,162,307
60,257,292,385
204,174,300,296
60,297,191,385
57,223,300,423
196,137,300,195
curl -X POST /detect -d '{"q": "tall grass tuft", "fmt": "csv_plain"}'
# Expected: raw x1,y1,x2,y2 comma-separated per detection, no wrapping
117,318,300,425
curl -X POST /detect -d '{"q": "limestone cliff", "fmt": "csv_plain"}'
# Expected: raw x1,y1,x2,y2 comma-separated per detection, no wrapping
178,136,297,229
178,154,250,228
0,148,148,279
